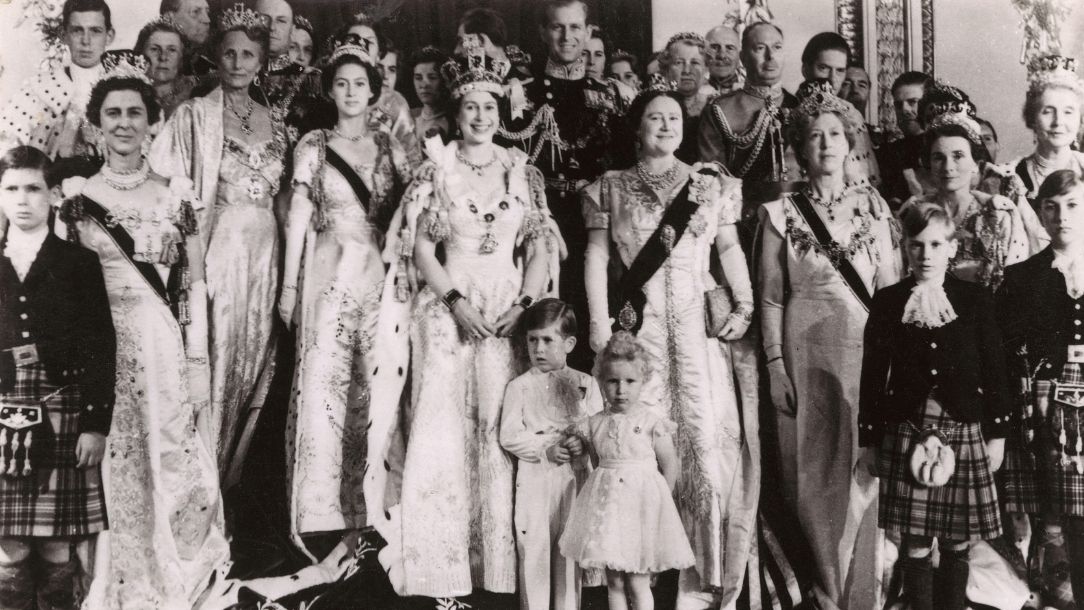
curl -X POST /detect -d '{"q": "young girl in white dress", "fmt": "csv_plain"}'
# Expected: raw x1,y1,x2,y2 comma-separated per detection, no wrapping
559,332,694,610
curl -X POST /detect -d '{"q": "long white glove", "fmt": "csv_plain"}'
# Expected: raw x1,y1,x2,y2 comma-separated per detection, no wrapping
584,237,612,353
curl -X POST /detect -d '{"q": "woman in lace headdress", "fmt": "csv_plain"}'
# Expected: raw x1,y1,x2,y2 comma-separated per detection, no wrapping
582,80,759,609
898,84,1046,291
150,5,287,485
364,46,562,602
59,51,229,608
759,84,902,609
277,40,410,563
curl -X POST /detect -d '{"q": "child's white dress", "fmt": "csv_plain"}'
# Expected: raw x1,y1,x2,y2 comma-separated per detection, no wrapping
559,409,695,573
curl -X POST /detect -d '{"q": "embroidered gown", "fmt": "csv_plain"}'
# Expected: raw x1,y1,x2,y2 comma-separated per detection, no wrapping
581,163,760,605
204,125,286,476
758,187,902,609
64,179,229,609
373,141,557,598
285,129,408,557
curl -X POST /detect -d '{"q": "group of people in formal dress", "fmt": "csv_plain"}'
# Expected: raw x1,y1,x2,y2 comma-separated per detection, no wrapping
2,1,1084,609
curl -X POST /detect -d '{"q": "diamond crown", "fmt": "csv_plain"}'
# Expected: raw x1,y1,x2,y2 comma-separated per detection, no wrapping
218,3,270,32
99,50,152,85
441,34,509,100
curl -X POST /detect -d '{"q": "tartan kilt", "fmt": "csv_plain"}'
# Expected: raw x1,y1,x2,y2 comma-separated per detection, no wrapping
877,397,1002,541
0,363,107,537
1037,366,1084,517
997,442,1041,515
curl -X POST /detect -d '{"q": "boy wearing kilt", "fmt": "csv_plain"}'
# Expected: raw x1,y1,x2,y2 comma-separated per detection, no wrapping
997,169,1084,605
0,145,114,610
858,203,1010,610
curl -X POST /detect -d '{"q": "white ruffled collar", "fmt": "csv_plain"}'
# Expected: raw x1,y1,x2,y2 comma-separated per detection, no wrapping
1052,248,1084,299
902,278,958,328
4,223,48,253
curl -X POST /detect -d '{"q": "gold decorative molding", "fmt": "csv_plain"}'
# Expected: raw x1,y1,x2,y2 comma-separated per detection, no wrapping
835,0,863,65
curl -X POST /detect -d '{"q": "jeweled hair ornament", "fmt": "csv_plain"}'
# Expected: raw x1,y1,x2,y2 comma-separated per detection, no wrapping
1027,54,1084,94
99,50,153,85
666,31,707,49
793,80,855,121
328,43,374,66
640,72,676,95
922,81,983,145
442,34,509,100
218,3,270,32
293,14,314,35
144,13,184,35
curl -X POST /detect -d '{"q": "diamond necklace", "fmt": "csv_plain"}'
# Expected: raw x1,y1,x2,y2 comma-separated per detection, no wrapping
228,96,256,136
456,148,498,176
635,158,680,190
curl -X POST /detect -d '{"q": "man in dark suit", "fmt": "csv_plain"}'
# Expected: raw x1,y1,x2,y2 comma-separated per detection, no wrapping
0,146,114,610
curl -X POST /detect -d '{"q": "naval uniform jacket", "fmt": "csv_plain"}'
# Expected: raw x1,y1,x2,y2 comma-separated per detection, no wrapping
0,232,115,435
997,247,1084,381
858,275,1012,447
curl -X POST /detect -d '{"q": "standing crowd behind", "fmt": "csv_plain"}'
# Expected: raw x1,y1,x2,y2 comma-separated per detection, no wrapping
0,1,1083,610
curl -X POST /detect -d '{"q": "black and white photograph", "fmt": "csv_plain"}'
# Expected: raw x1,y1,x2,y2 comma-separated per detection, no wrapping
0,0,1081,608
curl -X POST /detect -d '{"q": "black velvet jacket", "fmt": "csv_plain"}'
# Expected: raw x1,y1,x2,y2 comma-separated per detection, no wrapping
858,275,1011,446
0,233,116,435
997,247,1084,380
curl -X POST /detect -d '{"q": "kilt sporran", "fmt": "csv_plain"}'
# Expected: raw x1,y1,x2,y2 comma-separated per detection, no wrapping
0,384,57,479
878,397,1002,541
0,362,107,537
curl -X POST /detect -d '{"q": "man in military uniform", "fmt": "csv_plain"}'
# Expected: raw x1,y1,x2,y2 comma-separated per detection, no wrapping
698,21,798,245
501,0,627,369
0,0,114,161
159,0,213,76
704,25,742,95
254,0,323,147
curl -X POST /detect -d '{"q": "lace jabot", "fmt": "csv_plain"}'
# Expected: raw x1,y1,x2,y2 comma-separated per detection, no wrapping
902,279,958,328
3,224,48,281
1053,249,1084,299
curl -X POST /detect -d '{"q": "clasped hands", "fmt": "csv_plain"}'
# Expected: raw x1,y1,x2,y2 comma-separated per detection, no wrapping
546,433,586,464
451,300,524,339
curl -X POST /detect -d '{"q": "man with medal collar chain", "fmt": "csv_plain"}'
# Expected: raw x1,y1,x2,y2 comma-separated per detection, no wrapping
503,0,627,369
698,21,798,225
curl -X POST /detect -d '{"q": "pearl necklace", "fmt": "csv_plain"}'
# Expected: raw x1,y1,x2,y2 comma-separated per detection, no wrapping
456,148,498,176
636,159,680,191
102,157,151,191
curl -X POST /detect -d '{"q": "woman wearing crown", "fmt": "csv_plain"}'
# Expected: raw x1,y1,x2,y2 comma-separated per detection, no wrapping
1012,55,1084,209
898,85,1043,291
580,76,759,608
759,85,901,608
150,5,287,485
57,51,229,608
277,40,410,561
364,46,562,601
